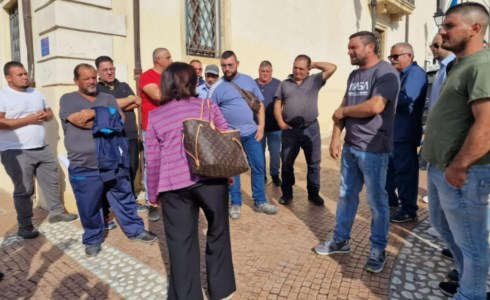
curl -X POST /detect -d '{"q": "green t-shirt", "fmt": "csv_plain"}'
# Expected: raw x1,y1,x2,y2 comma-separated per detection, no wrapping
422,48,490,170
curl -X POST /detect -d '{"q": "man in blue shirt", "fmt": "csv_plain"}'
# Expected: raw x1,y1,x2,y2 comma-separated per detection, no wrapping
190,59,205,87
196,64,219,98
210,50,278,219
386,42,428,223
428,34,456,111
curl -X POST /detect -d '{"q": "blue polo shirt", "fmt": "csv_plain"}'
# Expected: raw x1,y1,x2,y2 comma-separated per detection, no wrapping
210,73,264,136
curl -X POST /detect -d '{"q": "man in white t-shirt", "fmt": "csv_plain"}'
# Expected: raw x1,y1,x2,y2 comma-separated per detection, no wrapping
0,61,77,239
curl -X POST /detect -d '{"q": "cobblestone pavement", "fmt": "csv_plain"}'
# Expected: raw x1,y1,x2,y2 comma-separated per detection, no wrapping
0,137,481,299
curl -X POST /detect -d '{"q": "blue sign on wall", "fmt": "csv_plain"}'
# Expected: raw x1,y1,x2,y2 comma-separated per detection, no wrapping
41,37,49,57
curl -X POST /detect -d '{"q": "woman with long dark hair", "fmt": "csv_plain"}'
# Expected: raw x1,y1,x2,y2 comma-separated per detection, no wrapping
145,62,236,300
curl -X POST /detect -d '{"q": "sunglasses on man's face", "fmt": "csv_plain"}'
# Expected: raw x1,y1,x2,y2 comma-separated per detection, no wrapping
387,53,409,60
430,43,441,49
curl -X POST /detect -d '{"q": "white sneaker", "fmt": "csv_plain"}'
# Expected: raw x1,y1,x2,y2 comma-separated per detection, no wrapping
427,227,440,237
421,195,429,203
229,205,241,219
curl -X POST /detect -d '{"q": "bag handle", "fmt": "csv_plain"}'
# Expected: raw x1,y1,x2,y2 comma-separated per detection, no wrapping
199,98,215,129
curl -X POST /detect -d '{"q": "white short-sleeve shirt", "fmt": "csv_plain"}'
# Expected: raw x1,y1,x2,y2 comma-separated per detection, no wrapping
0,86,49,150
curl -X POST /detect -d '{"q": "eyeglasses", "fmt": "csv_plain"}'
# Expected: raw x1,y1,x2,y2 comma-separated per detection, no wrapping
100,67,116,73
430,43,441,49
387,53,409,60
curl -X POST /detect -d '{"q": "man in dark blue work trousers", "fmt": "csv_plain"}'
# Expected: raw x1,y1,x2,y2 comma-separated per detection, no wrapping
59,63,157,257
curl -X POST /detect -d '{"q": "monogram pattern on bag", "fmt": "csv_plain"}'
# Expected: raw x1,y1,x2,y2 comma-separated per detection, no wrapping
183,119,249,178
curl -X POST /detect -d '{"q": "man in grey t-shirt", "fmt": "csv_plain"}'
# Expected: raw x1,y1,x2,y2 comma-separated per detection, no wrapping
273,55,337,206
59,63,156,257
313,31,400,274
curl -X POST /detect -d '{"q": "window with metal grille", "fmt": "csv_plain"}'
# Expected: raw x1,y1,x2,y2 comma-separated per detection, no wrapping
9,3,21,62
374,29,385,60
185,0,219,57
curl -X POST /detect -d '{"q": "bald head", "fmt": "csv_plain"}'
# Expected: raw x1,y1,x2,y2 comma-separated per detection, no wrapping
152,48,173,72
152,48,169,63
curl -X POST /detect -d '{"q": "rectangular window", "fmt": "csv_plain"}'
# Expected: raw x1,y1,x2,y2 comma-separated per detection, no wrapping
9,3,20,62
185,0,219,58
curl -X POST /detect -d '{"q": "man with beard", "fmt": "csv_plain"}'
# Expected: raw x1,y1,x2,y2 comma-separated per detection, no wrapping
59,64,156,257
196,64,219,98
422,3,490,298
423,34,455,238
210,50,278,219
314,31,400,274
0,61,78,239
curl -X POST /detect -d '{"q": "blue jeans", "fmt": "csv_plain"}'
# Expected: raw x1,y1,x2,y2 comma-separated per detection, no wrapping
230,131,266,206
333,144,390,251
428,164,490,300
261,130,281,177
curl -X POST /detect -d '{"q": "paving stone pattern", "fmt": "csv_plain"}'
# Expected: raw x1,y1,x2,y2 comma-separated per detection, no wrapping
1,137,486,299
390,217,490,300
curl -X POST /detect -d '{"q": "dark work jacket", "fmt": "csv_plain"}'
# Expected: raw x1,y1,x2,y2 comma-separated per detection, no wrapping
92,106,129,182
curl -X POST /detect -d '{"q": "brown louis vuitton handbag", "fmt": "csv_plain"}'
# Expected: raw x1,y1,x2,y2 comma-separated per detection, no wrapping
182,99,249,178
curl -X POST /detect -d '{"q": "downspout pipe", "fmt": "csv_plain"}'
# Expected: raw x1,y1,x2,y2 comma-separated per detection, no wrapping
133,0,142,87
21,0,35,86
133,0,145,193
371,0,377,33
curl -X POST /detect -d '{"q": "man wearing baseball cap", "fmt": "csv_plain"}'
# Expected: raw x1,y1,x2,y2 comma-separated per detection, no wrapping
197,64,220,98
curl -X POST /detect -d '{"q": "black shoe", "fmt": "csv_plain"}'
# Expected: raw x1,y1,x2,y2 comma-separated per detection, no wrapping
389,206,399,215
0,272,4,281
447,268,459,282
390,210,417,223
85,244,102,257
442,248,454,260
148,206,160,222
278,195,292,205
49,212,78,223
129,230,157,244
308,194,324,206
271,176,281,187
439,281,458,297
18,225,40,239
